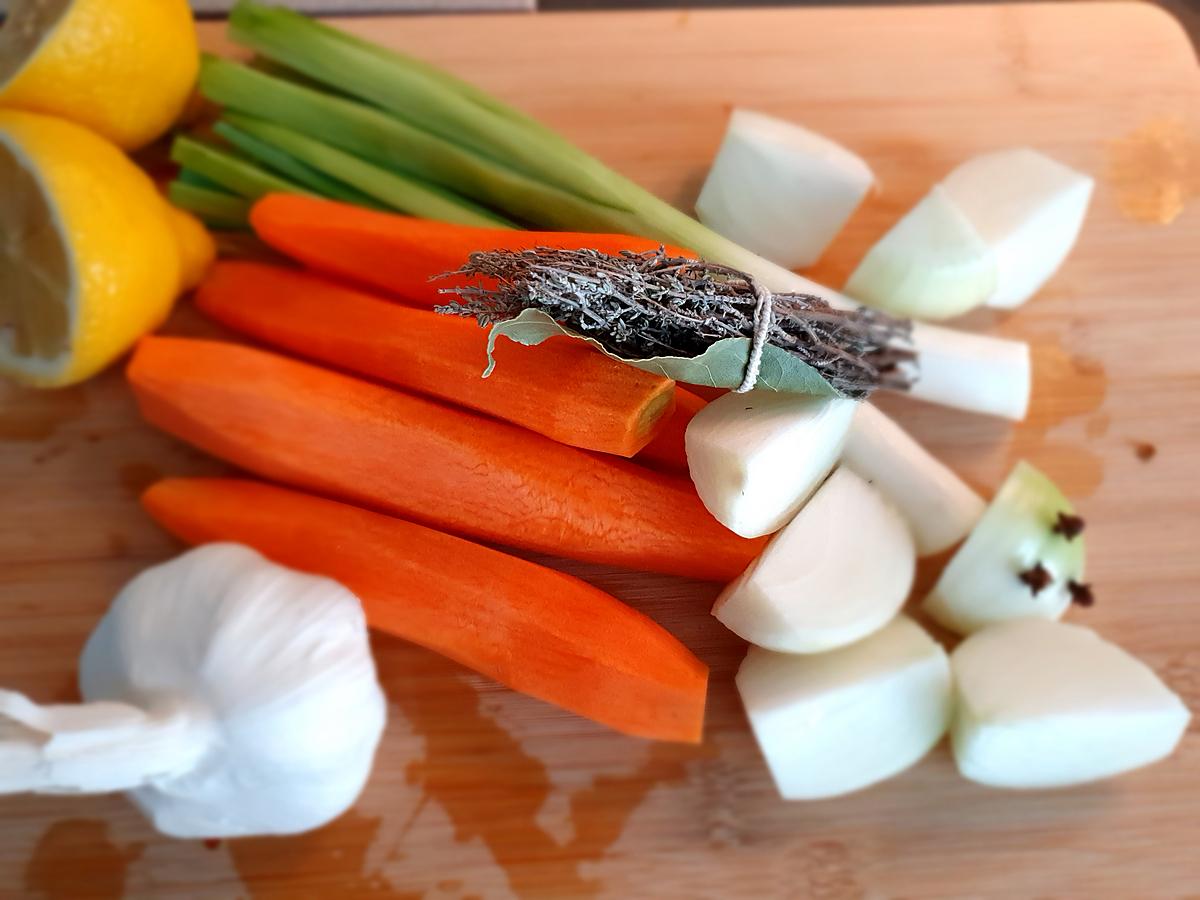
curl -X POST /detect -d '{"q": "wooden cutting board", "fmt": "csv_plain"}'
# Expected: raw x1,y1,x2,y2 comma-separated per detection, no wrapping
2,4,1199,897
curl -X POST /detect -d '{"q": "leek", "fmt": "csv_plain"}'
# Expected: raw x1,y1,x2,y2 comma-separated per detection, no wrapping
221,0,1032,420
218,114,514,229
170,135,312,201
168,181,251,230
199,57,640,235
176,169,232,192
226,1,607,202
214,120,389,212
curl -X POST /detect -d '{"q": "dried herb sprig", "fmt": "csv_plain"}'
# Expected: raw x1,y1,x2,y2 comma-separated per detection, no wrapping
436,247,915,398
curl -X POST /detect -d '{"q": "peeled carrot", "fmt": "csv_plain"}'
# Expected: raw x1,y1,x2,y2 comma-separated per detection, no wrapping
637,387,708,473
143,477,707,742
196,261,675,457
249,193,694,306
128,336,763,580
687,385,731,403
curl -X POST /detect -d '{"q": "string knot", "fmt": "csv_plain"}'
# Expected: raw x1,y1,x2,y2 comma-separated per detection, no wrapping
734,277,774,393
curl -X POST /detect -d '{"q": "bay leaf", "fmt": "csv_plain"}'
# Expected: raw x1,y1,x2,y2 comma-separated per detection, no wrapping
483,308,839,396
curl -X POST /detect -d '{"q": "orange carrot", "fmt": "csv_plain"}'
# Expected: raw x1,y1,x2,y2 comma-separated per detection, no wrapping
687,385,731,403
195,261,675,457
127,336,763,580
143,477,707,742
637,387,708,473
250,193,694,306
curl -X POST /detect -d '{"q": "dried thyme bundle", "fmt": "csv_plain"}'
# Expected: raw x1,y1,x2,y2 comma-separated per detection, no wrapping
436,248,915,398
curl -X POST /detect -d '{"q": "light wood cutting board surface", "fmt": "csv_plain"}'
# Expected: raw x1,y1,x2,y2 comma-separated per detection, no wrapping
2,4,1199,898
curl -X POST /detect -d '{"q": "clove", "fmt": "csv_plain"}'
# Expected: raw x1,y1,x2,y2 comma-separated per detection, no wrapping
1067,580,1095,607
1018,562,1053,596
1052,512,1086,540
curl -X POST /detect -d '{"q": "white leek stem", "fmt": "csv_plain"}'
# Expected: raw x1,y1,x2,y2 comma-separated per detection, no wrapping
905,321,1030,421
701,239,1032,421
844,404,987,556
0,689,209,795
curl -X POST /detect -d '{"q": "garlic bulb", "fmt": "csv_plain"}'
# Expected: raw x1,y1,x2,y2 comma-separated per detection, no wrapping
0,543,386,838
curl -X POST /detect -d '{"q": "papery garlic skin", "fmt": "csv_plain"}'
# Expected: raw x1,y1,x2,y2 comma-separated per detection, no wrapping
1,543,387,839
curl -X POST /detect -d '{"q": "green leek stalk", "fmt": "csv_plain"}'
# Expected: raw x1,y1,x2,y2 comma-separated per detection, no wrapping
219,3,892,285
170,135,312,201
227,0,618,205
218,114,515,229
198,57,641,236
221,0,1031,420
176,169,233,192
168,181,251,229
213,120,390,211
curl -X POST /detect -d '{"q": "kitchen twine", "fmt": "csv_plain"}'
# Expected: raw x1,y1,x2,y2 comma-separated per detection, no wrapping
734,277,774,393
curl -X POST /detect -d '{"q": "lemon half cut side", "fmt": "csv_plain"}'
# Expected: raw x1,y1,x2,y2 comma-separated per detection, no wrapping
0,0,72,86
0,0,199,150
0,110,214,388
0,119,74,382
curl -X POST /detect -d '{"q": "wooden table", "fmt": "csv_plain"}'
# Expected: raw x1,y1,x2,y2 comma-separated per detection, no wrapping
2,3,1199,897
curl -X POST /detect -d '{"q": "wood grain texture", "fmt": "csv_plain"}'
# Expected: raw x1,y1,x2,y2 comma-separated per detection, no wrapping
2,4,1199,897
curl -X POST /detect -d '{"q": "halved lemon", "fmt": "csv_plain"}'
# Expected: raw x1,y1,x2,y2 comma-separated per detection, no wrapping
0,110,213,388
0,0,199,150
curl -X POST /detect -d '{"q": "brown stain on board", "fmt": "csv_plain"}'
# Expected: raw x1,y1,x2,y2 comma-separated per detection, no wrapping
0,385,87,441
224,643,699,899
1001,336,1110,498
118,462,164,498
51,669,80,704
1108,117,1200,224
227,810,419,900
107,533,131,558
1026,342,1108,432
24,819,144,900
377,645,698,898
1017,442,1106,498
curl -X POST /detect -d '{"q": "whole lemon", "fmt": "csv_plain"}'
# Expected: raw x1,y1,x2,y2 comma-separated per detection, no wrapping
0,0,199,150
